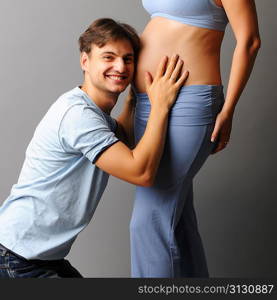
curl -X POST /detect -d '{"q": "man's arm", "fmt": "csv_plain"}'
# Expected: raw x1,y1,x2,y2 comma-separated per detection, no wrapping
115,88,136,148
96,55,189,186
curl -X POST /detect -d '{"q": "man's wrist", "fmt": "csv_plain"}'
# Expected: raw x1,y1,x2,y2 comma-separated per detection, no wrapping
151,104,170,116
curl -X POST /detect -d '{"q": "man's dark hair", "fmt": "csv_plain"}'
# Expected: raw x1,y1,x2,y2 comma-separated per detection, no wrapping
79,18,140,61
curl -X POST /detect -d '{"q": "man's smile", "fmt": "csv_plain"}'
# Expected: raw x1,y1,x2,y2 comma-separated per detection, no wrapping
105,74,128,82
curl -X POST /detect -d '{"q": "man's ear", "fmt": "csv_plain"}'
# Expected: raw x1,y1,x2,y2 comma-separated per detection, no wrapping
80,52,89,72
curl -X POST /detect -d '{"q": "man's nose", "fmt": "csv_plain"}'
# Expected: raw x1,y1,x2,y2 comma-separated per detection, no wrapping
113,58,126,72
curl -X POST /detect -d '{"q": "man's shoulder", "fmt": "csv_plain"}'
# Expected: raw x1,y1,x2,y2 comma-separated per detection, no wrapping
49,87,98,120
57,87,85,108
57,87,102,114
37,87,88,130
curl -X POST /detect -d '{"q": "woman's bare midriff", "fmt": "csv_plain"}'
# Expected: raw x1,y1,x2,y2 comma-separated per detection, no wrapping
134,17,225,92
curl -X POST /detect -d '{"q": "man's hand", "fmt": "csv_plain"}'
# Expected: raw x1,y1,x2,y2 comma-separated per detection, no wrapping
145,55,189,111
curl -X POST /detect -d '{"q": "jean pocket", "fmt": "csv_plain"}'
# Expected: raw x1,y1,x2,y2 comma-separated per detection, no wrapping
8,252,34,270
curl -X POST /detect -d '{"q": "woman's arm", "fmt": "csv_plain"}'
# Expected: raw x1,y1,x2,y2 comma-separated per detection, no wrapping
115,88,136,148
211,0,261,153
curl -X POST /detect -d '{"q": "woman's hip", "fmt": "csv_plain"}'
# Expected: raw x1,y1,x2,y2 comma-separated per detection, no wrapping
135,84,224,127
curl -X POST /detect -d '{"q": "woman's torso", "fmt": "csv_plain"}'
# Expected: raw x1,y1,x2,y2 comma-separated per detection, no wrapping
135,0,228,92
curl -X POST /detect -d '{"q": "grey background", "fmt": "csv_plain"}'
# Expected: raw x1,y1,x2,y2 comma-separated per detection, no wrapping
0,0,276,277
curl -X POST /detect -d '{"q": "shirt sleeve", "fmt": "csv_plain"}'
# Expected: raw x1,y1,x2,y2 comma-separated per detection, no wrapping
110,117,118,133
59,104,119,163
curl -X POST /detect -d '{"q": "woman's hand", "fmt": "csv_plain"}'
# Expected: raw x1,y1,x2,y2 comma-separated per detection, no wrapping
211,110,233,154
145,55,189,111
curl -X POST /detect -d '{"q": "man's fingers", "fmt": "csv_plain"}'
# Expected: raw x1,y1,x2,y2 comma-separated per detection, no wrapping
144,71,153,90
176,69,189,87
155,56,168,78
170,59,184,82
164,54,179,79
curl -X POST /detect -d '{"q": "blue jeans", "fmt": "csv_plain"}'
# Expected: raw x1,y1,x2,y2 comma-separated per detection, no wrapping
0,244,82,278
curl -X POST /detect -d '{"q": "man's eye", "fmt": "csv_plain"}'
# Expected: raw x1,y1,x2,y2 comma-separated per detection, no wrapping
124,57,134,64
103,56,113,60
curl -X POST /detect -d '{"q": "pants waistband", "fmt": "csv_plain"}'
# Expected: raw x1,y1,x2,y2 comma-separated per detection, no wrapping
0,243,8,256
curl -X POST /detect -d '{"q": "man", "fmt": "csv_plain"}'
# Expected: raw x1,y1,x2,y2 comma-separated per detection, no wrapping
0,18,188,278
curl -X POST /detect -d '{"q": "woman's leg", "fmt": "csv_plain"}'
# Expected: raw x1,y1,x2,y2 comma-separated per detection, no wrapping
173,182,209,277
130,122,213,277
130,85,223,278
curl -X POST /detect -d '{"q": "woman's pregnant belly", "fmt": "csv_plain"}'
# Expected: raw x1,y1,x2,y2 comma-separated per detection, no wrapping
134,17,225,92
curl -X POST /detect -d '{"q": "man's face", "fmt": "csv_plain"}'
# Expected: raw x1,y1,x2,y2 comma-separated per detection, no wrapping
82,39,135,96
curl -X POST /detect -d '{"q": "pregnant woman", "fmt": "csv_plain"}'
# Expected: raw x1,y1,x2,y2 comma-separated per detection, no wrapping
130,0,260,277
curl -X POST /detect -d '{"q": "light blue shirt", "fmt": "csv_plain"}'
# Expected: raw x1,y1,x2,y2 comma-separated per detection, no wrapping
0,87,119,260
